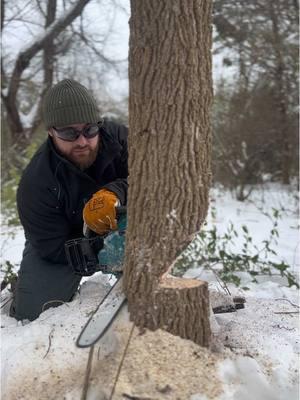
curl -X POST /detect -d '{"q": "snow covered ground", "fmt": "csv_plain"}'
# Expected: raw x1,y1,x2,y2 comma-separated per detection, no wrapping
1,184,299,399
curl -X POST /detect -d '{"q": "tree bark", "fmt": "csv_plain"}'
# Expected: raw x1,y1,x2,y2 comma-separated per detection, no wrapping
1,0,5,32
31,0,57,133
124,0,213,347
269,0,291,184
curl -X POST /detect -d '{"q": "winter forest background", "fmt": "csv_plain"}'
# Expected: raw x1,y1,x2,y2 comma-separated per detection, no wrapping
1,0,299,286
1,1,299,398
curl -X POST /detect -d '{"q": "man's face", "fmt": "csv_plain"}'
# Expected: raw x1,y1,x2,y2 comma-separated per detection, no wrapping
49,124,100,170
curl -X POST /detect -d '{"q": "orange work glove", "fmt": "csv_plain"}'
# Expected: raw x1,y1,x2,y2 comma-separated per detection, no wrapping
83,189,119,235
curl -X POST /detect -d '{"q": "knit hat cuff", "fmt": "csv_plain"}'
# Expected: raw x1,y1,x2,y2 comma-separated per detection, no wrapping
45,104,100,128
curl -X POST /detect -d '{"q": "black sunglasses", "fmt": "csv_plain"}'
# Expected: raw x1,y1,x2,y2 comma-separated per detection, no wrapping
52,123,100,142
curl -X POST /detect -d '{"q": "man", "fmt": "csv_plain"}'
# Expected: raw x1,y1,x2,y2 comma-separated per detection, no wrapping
10,79,128,321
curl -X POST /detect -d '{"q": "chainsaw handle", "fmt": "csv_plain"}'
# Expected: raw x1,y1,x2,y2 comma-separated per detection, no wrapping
116,206,127,216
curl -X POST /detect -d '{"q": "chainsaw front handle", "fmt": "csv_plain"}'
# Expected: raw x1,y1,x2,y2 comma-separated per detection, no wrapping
116,206,127,216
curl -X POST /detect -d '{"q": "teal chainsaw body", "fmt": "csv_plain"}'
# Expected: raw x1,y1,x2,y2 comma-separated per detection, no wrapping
97,212,127,271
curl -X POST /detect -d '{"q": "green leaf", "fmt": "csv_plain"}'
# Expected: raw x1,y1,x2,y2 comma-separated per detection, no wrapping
287,275,299,289
219,249,226,259
273,262,288,272
242,225,248,234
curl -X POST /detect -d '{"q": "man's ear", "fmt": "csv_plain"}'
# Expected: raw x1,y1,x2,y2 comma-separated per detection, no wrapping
48,128,54,137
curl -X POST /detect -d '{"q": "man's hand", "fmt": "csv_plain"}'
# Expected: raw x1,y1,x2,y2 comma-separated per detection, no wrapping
83,189,119,235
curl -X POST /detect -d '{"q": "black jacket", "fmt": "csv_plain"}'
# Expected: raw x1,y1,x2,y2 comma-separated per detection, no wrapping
17,119,128,265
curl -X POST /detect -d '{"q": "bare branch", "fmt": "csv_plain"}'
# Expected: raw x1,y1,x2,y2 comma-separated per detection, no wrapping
5,0,93,141
1,0,5,32
31,0,57,132
35,0,46,18
110,0,130,17
10,0,92,88
3,0,34,27
4,17,43,27
74,30,121,67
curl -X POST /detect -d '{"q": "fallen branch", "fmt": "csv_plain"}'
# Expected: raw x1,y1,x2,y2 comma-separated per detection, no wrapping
43,328,55,359
42,299,69,312
1,294,13,309
275,298,299,308
81,346,95,400
122,394,153,400
271,324,295,331
109,323,135,400
274,311,299,315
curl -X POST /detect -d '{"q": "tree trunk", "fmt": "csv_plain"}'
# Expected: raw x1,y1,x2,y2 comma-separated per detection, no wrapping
269,0,291,184
124,0,213,347
31,0,57,133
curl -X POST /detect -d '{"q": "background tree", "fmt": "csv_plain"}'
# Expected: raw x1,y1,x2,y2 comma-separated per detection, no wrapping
212,0,299,188
124,0,213,346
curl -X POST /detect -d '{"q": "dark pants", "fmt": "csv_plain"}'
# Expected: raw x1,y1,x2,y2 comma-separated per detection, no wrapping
10,242,81,321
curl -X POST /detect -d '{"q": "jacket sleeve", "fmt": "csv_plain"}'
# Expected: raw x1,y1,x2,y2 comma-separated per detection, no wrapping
17,179,71,265
102,121,128,205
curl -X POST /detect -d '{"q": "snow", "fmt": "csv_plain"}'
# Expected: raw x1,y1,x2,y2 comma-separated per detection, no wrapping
215,295,299,400
1,184,299,399
208,184,299,273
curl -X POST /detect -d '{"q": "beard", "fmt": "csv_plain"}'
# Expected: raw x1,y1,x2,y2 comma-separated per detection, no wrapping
51,135,100,171
66,144,99,171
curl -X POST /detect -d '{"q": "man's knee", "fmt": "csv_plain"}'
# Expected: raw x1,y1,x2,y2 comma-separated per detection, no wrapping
10,243,81,321
9,284,75,321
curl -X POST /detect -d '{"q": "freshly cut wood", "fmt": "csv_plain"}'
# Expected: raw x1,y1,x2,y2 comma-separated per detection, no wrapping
128,276,211,346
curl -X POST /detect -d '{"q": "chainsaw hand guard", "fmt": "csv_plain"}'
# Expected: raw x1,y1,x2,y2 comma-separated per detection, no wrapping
65,236,104,276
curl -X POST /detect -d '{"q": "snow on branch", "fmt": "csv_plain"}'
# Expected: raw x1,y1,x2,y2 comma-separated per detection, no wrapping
7,0,92,102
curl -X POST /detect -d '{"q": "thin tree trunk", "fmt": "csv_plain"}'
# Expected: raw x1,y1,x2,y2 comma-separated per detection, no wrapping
124,0,213,347
269,0,291,184
31,0,57,133
1,0,5,32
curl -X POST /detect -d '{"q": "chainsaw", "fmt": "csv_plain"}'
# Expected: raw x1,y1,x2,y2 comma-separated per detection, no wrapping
64,206,127,348
64,206,127,277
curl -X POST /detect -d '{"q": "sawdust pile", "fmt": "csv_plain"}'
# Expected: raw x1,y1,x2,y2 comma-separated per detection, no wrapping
88,308,224,400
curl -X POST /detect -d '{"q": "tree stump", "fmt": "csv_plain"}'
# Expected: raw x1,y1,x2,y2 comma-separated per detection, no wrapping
129,274,211,347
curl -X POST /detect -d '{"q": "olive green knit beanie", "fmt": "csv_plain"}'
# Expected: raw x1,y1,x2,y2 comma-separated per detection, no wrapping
43,79,100,128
